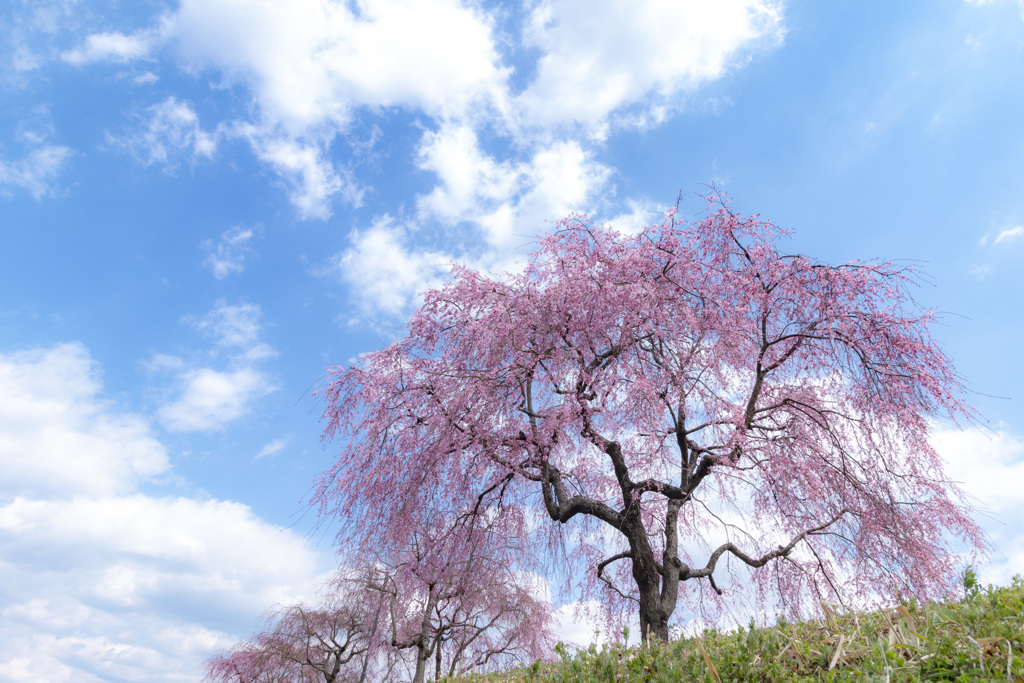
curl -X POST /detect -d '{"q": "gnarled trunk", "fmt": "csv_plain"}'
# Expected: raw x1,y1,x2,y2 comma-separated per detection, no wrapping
622,510,671,643
635,565,669,643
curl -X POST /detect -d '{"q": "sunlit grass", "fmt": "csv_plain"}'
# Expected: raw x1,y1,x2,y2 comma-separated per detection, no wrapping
453,573,1024,682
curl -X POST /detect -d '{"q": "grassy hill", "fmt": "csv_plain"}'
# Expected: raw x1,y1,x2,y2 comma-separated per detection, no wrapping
455,573,1023,682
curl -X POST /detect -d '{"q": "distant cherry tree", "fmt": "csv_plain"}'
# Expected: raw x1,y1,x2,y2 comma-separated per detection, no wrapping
204,591,375,683
316,194,986,642
359,512,554,683
205,512,552,683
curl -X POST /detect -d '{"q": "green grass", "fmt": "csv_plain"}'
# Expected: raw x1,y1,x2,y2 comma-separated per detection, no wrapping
455,574,1024,682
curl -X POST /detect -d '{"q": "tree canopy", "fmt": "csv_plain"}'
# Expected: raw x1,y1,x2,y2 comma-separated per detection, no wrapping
316,195,986,642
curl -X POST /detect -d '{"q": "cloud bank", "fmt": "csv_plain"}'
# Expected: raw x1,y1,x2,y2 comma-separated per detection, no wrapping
0,343,325,682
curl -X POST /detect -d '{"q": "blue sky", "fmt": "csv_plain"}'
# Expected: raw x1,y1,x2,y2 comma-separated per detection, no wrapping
2,0,1024,680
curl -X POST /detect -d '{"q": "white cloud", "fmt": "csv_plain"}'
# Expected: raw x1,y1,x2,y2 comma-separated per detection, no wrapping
415,124,520,226
510,140,613,236
61,30,156,65
0,495,320,607
156,302,278,433
416,124,612,246
167,0,508,134
142,353,185,373
969,264,994,280
255,438,288,460
158,367,275,432
334,129,613,313
406,0,780,245
202,225,259,279
931,425,1024,585
0,343,327,682
330,215,453,317
189,301,276,361
554,600,619,647
0,144,72,199
109,97,217,169
604,199,664,235
235,127,362,220
516,0,784,136
0,494,326,682
0,343,168,498
132,71,159,85
994,225,1024,243
0,0,70,80
47,0,784,244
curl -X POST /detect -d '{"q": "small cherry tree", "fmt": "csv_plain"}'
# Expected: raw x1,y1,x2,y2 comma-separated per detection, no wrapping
360,512,554,683
207,513,552,683
316,195,985,641
204,592,375,683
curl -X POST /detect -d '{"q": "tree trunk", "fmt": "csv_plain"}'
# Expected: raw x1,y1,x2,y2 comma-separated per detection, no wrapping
623,513,670,643
434,631,442,681
411,585,437,683
634,558,669,642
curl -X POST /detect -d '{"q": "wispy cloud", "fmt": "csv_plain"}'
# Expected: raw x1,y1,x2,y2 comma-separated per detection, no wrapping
107,97,217,170
202,225,260,280
969,264,994,280
255,438,289,460
189,302,276,361
995,225,1024,243
1,0,80,83
61,30,157,65
131,71,159,85
0,144,72,199
156,302,278,433
233,127,362,220
962,1,1024,35
979,225,1024,247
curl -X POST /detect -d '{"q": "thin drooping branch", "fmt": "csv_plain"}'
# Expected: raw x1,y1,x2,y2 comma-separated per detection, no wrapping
596,551,637,602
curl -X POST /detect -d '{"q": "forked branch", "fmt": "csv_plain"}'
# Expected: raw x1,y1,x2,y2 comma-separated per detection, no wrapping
684,511,848,595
